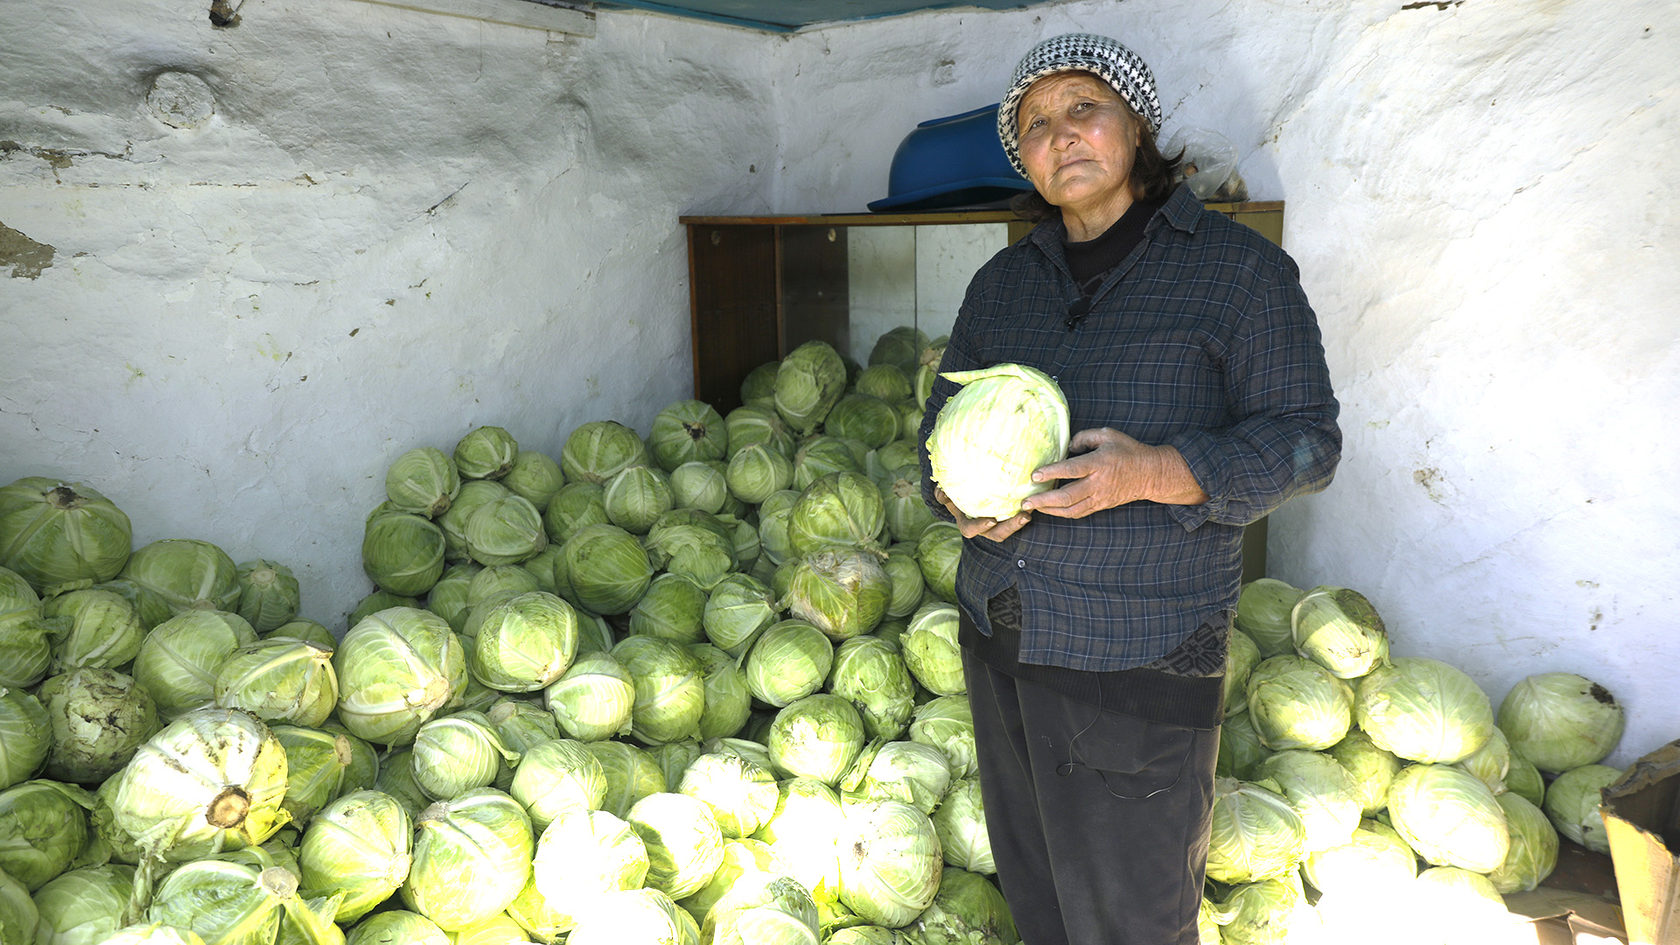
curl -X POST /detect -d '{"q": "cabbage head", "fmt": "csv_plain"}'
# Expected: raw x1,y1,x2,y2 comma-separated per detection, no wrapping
561,524,653,616
604,465,674,536
41,587,144,672
746,619,834,708
541,481,608,546
1213,875,1305,945
361,511,447,597
117,538,241,628
915,523,960,604
773,341,848,436
1289,585,1388,679
1542,763,1621,855
836,798,943,928
630,573,708,645
906,695,977,780
626,791,726,900
782,548,891,644
509,738,607,832
132,609,258,719
544,650,635,742
402,788,534,931
1233,578,1301,659
213,638,338,728
829,635,916,742
768,694,866,786
703,572,778,658
750,776,844,900
1385,762,1510,872
1300,818,1416,901
384,446,461,517
651,400,729,471
0,478,132,592
411,711,516,801
900,602,964,696
298,789,413,924
31,862,133,945
462,493,547,566
693,849,817,945
1223,627,1261,719
676,745,780,840
561,420,652,486
1244,655,1352,751
1488,790,1558,894
0,779,92,891
531,806,649,928
38,668,159,785
1203,778,1306,885
1327,730,1401,817
1215,710,1266,782
0,688,49,790
585,741,666,819
115,707,290,863
452,425,519,481
826,394,900,451
900,867,1016,945
1497,671,1625,773
1252,749,1361,853
1355,657,1493,764
232,559,301,634
333,607,467,747
787,471,886,556
930,777,992,874
464,590,578,692
612,635,706,746
566,887,698,945
501,449,565,510
691,643,752,742
344,911,447,945
924,364,1069,520
840,740,951,816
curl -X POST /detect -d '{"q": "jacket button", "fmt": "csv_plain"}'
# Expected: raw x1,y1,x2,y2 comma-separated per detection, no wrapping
1016,559,1026,569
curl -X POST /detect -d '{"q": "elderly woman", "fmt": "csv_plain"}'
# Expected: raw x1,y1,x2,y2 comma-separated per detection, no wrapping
916,33,1342,945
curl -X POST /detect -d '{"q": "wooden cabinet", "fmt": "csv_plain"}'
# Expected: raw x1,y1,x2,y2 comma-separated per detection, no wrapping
681,201,1286,580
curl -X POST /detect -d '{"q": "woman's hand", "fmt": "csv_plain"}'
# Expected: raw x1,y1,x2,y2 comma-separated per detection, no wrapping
933,486,1033,542
1022,427,1209,518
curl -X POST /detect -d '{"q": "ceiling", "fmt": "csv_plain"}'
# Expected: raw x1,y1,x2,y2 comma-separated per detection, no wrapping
593,0,1047,33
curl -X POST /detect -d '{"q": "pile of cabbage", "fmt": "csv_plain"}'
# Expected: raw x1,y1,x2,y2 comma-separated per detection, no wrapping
0,329,1021,945
1201,579,1629,945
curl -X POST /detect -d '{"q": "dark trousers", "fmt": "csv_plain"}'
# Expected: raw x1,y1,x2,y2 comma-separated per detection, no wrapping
963,650,1221,945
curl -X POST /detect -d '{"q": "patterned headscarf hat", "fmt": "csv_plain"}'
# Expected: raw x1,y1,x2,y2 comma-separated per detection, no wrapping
997,33,1163,177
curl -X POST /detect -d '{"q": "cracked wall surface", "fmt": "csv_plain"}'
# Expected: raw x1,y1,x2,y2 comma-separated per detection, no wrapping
0,0,1676,765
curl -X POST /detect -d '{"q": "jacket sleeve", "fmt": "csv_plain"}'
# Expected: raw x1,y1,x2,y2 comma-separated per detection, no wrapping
1165,253,1342,529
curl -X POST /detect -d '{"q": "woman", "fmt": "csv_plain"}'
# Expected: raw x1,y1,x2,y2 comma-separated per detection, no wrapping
916,33,1341,945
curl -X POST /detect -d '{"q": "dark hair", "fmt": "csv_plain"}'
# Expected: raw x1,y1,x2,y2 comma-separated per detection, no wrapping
1009,99,1184,224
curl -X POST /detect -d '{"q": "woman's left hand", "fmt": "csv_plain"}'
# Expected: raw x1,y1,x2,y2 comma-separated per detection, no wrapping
1022,427,1209,518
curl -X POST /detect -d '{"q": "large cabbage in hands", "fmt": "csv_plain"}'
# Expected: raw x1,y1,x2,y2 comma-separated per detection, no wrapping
925,364,1069,520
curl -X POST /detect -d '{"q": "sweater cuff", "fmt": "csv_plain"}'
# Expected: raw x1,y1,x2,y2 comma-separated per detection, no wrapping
1165,429,1225,530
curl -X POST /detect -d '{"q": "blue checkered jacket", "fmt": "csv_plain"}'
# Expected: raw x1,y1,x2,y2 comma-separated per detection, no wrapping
917,184,1341,671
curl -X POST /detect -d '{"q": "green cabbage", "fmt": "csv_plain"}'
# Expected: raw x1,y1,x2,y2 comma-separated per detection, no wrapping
0,478,132,592
1385,762,1510,872
1289,585,1388,679
1542,762,1622,855
1497,672,1626,773
1355,657,1493,764
1204,778,1306,884
924,363,1069,520
402,788,534,931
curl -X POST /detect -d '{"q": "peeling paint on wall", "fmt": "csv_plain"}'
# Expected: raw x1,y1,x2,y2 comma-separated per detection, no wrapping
0,222,55,279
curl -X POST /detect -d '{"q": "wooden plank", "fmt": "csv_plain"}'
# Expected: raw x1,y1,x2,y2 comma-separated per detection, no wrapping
687,224,779,412
678,202,1285,228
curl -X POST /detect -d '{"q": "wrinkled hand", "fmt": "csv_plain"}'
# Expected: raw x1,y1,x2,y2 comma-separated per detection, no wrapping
933,486,1032,542
1022,427,1208,519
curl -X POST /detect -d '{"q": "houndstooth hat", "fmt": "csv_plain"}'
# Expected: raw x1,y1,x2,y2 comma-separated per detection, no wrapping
997,33,1163,177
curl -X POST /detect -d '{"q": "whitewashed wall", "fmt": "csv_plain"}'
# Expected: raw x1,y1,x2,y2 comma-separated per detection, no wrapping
1,0,1675,766
771,0,1680,767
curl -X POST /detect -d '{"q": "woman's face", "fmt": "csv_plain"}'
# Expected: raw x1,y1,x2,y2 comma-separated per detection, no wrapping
1016,71,1141,214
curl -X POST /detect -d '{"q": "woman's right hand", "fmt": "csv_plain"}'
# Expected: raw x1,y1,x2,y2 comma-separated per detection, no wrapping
934,486,1032,542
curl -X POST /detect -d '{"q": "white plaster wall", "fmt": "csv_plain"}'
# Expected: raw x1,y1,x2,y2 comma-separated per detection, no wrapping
0,0,775,627
2,0,1676,769
771,0,1680,767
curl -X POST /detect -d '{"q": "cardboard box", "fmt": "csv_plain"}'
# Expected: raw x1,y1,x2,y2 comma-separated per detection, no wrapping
1603,739,1680,944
